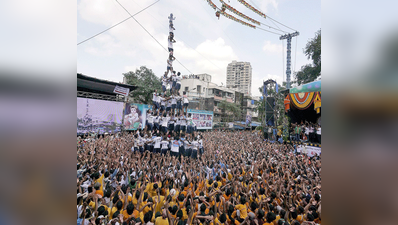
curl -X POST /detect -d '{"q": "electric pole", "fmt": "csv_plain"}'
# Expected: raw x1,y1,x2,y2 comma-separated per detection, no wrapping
280,31,299,89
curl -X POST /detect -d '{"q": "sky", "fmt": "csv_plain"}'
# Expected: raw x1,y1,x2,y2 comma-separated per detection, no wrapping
77,0,321,96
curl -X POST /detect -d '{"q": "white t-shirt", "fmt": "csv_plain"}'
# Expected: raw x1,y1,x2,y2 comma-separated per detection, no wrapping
191,141,199,150
317,127,321,135
185,140,192,149
169,25,174,33
147,138,153,146
162,116,170,127
137,137,144,147
162,77,168,86
183,96,189,104
153,116,160,123
168,40,173,49
161,140,169,149
175,96,182,104
171,96,177,104
147,115,153,124
171,139,179,152
153,136,162,148
160,98,167,106
180,116,187,126
167,100,172,107
175,117,180,125
155,94,160,103
152,93,157,101
305,127,310,135
176,75,182,84
168,117,175,125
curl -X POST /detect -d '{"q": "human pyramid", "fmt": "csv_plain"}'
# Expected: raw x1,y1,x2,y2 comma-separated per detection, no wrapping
137,14,199,159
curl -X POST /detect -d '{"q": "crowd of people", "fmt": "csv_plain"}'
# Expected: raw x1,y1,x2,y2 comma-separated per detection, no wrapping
77,130,321,225
290,122,321,144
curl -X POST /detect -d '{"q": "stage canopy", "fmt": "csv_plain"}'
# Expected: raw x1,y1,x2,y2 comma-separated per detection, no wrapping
285,80,321,124
289,80,321,94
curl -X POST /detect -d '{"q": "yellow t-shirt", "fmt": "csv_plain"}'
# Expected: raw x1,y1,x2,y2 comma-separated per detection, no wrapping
140,201,151,214
154,195,165,213
95,174,104,191
182,208,189,221
132,193,139,206
110,207,119,219
235,204,247,219
122,209,134,221
155,217,169,225
146,182,162,197
297,215,304,223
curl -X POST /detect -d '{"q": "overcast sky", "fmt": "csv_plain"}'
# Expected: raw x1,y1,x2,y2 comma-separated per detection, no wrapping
77,0,320,96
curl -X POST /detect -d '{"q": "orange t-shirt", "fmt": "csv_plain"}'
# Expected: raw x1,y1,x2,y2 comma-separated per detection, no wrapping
95,190,104,197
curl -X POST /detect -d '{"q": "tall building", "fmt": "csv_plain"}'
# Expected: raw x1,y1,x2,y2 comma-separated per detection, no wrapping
226,60,252,95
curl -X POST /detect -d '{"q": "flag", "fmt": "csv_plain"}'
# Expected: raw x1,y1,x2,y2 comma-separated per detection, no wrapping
263,84,267,96
275,83,278,93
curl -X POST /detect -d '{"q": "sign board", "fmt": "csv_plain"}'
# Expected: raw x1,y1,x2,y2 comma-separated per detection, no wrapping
297,145,321,157
187,109,214,129
77,97,123,135
124,103,152,130
113,85,130,96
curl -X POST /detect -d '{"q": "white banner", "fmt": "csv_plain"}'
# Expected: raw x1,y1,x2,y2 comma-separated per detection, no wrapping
297,145,321,157
113,85,130,96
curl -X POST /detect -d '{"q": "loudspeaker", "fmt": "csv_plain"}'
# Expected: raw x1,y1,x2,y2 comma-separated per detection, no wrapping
266,97,275,112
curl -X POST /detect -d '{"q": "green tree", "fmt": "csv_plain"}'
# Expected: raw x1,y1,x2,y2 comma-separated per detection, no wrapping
294,29,321,85
123,66,162,104
217,100,242,122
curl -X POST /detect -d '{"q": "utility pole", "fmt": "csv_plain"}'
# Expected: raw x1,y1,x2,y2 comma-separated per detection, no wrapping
280,31,299,89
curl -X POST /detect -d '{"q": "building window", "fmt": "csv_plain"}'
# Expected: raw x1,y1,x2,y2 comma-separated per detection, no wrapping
185,87,188,91
197,85,201,93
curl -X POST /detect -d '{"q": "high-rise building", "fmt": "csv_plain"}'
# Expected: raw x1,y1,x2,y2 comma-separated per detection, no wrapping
226,61,252,95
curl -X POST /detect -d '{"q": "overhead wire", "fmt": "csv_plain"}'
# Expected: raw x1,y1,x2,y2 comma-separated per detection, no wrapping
196,0,240,49
246,0,287,34
256,27,283,35
129,0,224,71
77,0,160,46
203,0,284,36
246,0,297,32
114,0,193,74
259,21,288,34
266,16,297,32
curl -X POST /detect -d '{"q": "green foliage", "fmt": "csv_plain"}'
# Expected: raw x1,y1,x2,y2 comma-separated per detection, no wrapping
295,64,321,85
123,66,162,104
217,100,242,122
294,29,321,85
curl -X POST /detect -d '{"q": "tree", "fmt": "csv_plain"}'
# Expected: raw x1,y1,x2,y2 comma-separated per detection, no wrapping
294,29,321,85
217,100,242,122
123,66,162,104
